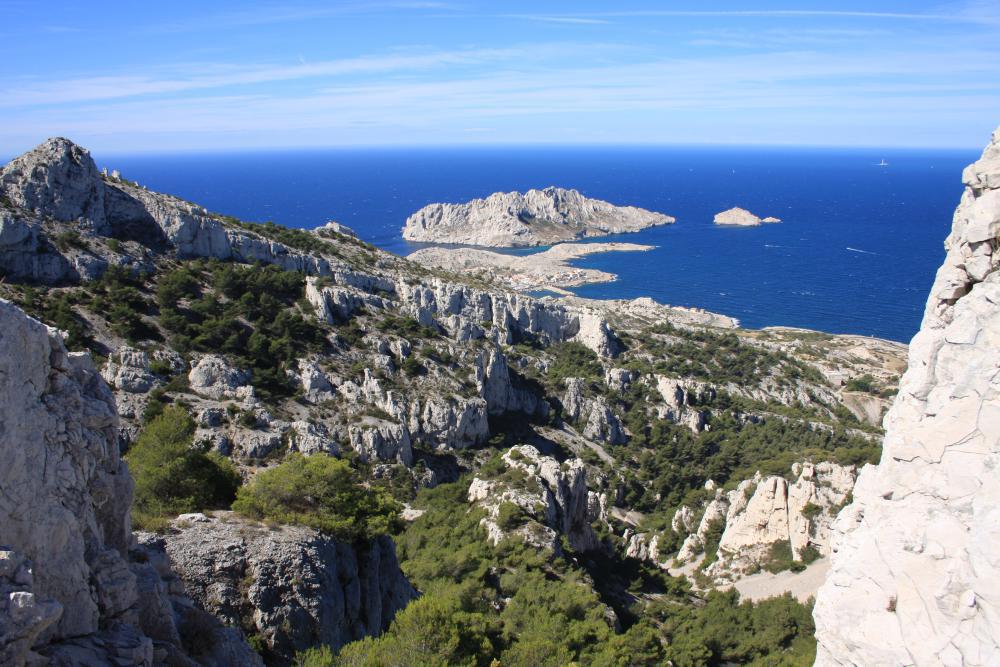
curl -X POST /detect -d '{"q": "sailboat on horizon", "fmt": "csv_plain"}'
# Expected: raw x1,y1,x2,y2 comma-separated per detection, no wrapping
876,158,889,167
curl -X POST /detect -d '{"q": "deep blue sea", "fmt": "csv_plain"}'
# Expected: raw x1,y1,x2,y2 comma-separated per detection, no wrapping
98,146,975,343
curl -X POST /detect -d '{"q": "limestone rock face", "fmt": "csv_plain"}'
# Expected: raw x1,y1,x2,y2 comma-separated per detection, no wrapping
667,463,855,582
0,298,131,643
654,375,713,433
705,462,854,582
188,354,252,400
349,420,413,465
159,515,416,664
468,445,598,553
403,187,674,247
813,128,1000,666
102,346,158,393
0,211,76,283
475,346,547,417
1,137,109,233
0,299,259,665
713,207,781,226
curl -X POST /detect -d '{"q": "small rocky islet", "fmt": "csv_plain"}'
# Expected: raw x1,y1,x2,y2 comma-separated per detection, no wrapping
0,129,997,665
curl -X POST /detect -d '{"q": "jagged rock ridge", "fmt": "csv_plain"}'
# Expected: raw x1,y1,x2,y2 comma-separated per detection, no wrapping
402,186,674,247
813,127,1000,666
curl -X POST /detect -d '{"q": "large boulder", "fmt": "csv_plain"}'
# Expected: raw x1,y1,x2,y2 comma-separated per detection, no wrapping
159,514,416,664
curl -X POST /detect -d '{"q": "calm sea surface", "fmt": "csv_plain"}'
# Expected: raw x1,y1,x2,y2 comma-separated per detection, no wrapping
99,146,975,342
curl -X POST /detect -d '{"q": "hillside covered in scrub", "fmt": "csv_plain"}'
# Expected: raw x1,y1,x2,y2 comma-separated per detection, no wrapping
0,137,906,666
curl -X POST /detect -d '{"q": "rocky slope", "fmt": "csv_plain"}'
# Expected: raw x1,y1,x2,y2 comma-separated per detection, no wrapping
0,299,262,666
713,207,781,226
402,186,674,246
0,136,915,661
813,128,1000,665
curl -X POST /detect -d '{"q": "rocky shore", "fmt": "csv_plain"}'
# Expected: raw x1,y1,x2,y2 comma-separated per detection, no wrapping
408,242,654,292
402,186,673,246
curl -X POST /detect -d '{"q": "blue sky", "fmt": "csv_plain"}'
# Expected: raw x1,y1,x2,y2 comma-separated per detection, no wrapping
1,0,998,154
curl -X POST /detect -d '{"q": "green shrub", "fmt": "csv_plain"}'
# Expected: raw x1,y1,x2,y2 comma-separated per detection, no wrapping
546,341,602,386
295,645,334,667
127,406,241,530
156,262,324,399
661,590,816,666
232,454,401,540
148,357,174,377
400,355,424,377
846,374,877,393
53,229,86,251
496,502,526,530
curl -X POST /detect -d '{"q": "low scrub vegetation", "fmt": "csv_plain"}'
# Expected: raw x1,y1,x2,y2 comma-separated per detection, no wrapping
127,406,241,531
232,454,402,540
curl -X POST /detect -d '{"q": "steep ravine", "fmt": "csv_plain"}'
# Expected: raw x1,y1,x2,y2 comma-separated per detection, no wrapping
813,127,1000,665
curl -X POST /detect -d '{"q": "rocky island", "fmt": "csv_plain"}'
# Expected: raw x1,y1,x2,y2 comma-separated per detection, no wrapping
714,206,782,226
402,186,674,247
408,241,654,292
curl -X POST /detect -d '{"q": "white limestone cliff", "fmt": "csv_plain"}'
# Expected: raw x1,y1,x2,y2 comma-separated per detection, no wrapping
402,186,674,247
813,127,1000,666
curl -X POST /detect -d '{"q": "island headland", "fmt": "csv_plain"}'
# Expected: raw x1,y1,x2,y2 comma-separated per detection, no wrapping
402,186,674,247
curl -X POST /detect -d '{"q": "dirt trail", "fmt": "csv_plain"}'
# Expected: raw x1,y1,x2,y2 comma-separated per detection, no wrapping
732,558,830,603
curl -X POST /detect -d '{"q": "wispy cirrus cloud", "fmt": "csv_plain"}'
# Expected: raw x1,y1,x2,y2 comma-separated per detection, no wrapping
0,45,565,107
497,14,611,25
4,43,996,150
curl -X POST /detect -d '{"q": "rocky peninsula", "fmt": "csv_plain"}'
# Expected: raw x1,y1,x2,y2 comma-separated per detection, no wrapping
408,241,654,292
402,186,673,247
714,207,781,226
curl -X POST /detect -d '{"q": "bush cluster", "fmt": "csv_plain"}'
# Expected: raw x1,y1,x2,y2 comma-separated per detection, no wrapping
232,454,402,540
127,406,241,531
156,261,325,398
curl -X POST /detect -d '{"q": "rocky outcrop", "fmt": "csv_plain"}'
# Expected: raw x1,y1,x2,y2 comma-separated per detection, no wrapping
403,187,673,247
468,445,598,553
158,514,416,664
813,129,1000,666
2,137,344,281
188,354,253,400
0,299,259,665
705,462,854,582
560,379,627,444
349,420,413,465
1,137,110,234
713,207,781,226
475,346,547,417
102,346,159,393
0,210,77,283
668,463,855,582
654,375,714,433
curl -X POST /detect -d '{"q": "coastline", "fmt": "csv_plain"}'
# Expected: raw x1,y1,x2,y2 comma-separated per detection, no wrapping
408,242,655,292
